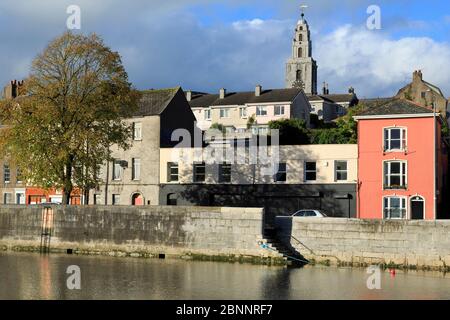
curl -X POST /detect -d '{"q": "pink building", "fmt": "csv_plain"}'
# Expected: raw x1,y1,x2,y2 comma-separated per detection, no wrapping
355,99,448,220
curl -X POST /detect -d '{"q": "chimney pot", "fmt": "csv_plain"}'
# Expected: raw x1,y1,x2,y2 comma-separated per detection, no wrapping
255,85,262,97
219,88,226,99
186,90,192,102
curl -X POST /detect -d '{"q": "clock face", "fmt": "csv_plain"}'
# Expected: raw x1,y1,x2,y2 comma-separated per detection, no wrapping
293,79,305,90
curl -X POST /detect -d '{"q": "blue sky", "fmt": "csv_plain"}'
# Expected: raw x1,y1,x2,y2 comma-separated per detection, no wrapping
0,0,449,98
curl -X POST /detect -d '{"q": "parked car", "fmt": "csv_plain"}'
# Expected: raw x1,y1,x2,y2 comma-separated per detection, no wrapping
291,209,328,217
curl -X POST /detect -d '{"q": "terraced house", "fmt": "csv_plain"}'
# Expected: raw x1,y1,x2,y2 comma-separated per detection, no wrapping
355,99,449,220
187,86,311,133
89,87,198,206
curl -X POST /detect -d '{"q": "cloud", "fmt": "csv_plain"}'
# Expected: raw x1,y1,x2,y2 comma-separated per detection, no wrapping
315,25,450,98
0,1,449,100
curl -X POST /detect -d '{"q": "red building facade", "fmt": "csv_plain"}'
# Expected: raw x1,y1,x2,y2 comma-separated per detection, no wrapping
355,99,448,220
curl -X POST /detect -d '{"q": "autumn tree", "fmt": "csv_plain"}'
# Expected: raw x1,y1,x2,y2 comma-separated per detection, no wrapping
0,32,139,204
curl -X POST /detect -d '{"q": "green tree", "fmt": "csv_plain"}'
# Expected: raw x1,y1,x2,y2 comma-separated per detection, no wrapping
0,32,140,204
246,114,256,129
268,118,310,145
209,122,226,133
310,103,366,144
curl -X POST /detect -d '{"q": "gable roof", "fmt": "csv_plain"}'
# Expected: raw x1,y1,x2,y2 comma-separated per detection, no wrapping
134,87,180,117
189,88,303,108
357,98,434,117
307,95,335,103
323,93,358,104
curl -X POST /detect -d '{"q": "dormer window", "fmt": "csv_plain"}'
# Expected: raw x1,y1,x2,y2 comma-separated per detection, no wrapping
384,127,406,151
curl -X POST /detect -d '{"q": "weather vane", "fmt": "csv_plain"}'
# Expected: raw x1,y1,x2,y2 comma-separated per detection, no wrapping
300,4,308,19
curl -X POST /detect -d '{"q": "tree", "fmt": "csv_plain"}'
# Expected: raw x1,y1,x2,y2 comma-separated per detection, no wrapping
309,103,366,144
0,32,140,204
268,118,310,145
209,122,226,133
246,114,256,129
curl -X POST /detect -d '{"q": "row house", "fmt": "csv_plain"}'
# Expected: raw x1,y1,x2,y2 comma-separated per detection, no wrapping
89,87,198,206
355,99,448,220
159,144,358,227
187,86,311,133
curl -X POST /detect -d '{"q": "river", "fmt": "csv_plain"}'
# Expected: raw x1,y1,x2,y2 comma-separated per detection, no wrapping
0,252,449,300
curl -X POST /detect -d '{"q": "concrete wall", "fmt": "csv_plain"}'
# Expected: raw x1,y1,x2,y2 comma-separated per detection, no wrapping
0,205,282,263
275,216,450,270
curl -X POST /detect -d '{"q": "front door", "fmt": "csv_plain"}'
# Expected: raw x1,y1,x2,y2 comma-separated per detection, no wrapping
411,196,424,220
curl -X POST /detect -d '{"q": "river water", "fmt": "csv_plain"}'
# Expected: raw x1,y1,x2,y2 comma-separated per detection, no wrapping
0,252,449,300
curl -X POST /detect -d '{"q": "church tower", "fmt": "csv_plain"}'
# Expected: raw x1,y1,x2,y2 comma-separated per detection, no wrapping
285,9,318,95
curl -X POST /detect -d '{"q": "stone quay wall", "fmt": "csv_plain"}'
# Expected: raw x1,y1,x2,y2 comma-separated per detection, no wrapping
275,217,450,270
0,205,283,264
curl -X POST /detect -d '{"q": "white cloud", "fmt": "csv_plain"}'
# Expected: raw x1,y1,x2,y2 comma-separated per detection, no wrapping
315,25,450,98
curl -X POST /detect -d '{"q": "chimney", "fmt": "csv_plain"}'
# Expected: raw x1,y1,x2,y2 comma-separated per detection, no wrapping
326,83,329,95
3,80,24,99
348,86,355,94
219,88,226,99
255,85,262,97
413,70,423,82
322,82,327,95
186,90,192,102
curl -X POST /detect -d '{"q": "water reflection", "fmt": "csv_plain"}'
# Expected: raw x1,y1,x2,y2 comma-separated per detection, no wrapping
0,252,449,300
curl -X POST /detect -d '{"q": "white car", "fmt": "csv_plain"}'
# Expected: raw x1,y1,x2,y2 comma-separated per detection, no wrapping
291,209,328,217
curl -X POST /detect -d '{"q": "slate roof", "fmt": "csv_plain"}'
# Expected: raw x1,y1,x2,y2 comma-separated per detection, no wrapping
189,88,303,108
358,99,433,116
134,87,180,116
307,95,335,103
323,94,357,103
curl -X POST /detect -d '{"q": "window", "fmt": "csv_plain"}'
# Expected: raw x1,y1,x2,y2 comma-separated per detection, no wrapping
93,194,102,205
335,161,348,181
3,193,12,204
112,194,120,205
132,158,141,181
251,126,269,135
299,34,303,41
384,127,406,151
133,122,142,140
193,162,206,183
421,92,426,99
16,168,22,183
220,108,229,118
168,162,179,182
274,106,285,116
305,161,316,181
16,193,25,205
219,163,231,183
3,164,10,183
384,161,407,189
112,160,123,181
383,197,406,219
204,109,211,120
298,47,303,58
256,106,267,116
274,163,287,182
167,193,178,206
239,107,247,118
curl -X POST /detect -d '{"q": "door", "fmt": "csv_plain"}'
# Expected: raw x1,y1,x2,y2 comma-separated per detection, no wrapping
410,196,424,220
132,193,144,206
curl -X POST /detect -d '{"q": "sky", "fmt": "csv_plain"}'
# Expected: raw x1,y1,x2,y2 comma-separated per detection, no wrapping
0,0,449,99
